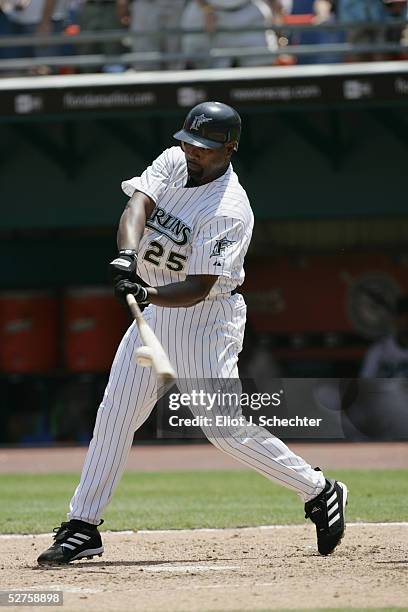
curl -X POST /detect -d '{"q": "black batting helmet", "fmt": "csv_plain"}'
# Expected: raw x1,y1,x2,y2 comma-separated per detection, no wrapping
173,101,241,151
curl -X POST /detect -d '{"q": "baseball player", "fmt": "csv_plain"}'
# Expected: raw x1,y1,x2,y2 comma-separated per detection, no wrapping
38,101,348,565
180,0,280,69
121,0,187,70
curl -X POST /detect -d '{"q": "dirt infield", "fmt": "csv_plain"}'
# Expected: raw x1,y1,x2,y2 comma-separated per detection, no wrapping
1,524,407,611
1,443,407,611
1,441,407,473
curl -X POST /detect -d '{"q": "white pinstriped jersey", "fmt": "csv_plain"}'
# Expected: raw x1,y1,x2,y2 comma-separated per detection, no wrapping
68,151,327,529
121,146,254,298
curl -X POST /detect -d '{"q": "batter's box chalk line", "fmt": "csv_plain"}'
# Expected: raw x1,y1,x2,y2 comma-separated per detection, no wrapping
0,522,407,539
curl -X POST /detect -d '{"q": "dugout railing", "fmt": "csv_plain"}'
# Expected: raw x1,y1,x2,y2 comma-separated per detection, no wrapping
0,19,408,73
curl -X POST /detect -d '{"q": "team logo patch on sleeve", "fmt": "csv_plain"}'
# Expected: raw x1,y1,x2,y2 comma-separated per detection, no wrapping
211,238,235,257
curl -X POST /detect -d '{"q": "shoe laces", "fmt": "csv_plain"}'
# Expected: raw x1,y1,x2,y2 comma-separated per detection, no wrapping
52,519,103,541
304,479,331,522
52,522,72,542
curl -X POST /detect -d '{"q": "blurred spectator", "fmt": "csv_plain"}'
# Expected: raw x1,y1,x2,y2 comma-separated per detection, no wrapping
6,0,69,67
315,299,408,441
360,296,408,378
337,0,408,61
334,295,408,441
280,0,293,12
76,0,126,72
383,0,408,56
122,0,186,71
313,0,346,63
283,0,344,64
0,1,16,60
180,0,283,69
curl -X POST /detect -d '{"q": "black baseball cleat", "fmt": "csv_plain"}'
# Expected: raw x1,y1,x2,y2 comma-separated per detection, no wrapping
37,519,104,566
305,478,348,556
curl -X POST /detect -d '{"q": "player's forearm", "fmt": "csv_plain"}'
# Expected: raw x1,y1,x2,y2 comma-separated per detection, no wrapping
146,276,217,308
117,191,155,252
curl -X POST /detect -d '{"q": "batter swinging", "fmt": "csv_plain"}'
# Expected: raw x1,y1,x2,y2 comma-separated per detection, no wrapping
38,102,348,565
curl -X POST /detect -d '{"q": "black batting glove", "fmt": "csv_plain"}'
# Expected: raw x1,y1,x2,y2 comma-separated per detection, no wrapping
109,249,138,281
114,278,149,305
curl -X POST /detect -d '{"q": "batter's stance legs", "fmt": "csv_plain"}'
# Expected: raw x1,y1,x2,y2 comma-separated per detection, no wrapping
68,324,158,525
37,317,347,565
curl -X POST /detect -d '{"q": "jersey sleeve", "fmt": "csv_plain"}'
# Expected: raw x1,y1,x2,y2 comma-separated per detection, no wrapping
121,149,173,203
187,216,245,278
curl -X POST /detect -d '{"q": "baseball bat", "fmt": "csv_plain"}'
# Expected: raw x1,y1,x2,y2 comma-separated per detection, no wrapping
126,294,176,382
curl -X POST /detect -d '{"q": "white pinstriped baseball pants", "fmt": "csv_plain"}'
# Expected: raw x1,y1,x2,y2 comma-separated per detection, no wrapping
69,294,325,524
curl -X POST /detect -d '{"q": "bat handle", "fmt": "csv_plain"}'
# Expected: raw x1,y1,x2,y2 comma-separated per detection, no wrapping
125,293,176,382
126,293,143,322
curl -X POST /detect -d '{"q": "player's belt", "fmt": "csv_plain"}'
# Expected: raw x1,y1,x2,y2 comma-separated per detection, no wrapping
206,289,239,301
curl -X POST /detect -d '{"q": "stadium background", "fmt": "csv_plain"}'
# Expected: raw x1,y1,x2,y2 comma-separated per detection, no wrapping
0,61,408,444
0,10,408,610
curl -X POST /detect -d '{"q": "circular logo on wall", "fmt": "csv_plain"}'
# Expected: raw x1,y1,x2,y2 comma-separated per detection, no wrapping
345,272,400,339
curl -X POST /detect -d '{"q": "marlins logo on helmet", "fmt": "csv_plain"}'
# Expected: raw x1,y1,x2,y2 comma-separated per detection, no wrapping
190,114,213,130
